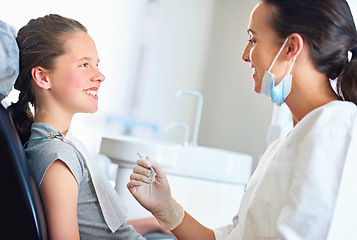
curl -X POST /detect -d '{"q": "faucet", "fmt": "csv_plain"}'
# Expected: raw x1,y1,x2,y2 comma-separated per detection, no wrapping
164,122,190,146
176,90,203,146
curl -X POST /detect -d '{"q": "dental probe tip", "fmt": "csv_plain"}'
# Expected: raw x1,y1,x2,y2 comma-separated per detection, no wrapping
137,152,156,182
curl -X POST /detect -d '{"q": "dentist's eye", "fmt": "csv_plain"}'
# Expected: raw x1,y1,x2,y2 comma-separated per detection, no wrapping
248,39,256,45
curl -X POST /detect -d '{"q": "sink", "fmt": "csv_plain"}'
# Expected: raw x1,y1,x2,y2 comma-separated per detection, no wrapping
99,135,252,185
168,145,252,184
100,135,179,167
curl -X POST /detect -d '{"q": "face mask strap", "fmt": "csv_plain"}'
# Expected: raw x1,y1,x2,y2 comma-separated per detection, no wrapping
287,56,297,75
267,36,290,72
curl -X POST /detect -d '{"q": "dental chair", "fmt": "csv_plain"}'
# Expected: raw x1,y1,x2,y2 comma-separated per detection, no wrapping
0,101,48,239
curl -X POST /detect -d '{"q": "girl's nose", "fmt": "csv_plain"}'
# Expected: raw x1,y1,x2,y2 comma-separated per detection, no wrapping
93,69,105,82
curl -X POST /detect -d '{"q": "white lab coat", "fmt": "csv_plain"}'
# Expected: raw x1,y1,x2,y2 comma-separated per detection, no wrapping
214,100,357,240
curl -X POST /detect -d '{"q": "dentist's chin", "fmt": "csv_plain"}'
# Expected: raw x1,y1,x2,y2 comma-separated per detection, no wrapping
252,73,262,94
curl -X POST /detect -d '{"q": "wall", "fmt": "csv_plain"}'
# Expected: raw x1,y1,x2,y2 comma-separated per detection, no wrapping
199,0,271,168
118,0,217,139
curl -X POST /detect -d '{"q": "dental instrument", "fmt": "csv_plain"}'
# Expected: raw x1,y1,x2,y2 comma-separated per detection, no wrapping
137,153,156,183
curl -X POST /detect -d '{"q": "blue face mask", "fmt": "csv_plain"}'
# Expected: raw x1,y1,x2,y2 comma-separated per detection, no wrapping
261,36,297,106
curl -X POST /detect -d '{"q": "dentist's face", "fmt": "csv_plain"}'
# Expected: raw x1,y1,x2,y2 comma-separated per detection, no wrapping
242,1,286,94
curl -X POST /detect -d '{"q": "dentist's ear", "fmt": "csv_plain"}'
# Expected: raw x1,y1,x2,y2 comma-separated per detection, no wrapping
31,67,51,90
287,33,304,61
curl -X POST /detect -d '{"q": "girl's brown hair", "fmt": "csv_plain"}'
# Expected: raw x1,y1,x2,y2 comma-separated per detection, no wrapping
9,14,87,145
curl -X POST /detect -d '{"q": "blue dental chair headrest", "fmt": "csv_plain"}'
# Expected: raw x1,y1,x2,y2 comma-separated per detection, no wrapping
0,19,19,100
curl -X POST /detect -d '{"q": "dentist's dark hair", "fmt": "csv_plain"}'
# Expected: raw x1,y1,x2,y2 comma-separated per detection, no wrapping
9,14,87,145
262,0,357,104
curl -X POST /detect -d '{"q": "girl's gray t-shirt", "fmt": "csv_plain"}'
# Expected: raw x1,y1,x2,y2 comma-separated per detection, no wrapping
25,122,144,240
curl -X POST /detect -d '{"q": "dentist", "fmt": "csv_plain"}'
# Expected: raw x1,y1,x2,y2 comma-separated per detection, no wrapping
128,0,357,239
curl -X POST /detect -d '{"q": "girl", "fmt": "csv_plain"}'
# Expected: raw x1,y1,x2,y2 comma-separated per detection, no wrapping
10,14,163,240
128,0,357,239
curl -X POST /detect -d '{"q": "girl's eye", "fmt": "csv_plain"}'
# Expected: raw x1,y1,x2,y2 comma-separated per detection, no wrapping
80,63,88,67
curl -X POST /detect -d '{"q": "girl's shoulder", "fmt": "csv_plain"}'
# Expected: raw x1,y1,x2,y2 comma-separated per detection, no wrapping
26,137,80,161
25,136,85,188
26,122,84,165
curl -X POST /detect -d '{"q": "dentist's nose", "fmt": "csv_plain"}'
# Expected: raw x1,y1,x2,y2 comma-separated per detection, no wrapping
242,44,251,62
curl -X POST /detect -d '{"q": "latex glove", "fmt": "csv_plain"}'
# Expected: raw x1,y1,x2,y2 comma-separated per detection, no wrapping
127,156,184,230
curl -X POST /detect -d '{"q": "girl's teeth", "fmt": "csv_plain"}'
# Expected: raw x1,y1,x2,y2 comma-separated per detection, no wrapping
84,90,97,96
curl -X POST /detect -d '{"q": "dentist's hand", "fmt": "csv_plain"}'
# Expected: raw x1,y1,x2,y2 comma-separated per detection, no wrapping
127,156,184,230
127,156,170,212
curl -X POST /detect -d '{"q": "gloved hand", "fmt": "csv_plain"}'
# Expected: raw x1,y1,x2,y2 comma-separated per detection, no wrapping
127,156,185,230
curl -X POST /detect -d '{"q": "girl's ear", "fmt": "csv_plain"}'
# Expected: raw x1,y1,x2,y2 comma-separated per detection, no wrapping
287,33,304,61
31,67,51,90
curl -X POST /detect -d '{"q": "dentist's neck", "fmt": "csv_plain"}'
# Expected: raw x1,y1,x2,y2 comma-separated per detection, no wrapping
285,69,340,126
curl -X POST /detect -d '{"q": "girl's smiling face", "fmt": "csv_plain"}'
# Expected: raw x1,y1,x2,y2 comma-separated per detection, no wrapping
47,31,105,115
242,1,288,94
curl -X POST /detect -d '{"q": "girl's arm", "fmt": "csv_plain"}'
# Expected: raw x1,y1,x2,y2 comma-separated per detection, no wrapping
40,160,80,240
127,217,171,235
